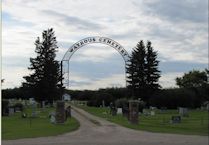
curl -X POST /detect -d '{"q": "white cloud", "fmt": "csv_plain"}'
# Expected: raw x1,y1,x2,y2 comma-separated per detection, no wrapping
2,0,208,89
70,44,118,63
69,73,126,90
159,72,184,88
2,67,30,89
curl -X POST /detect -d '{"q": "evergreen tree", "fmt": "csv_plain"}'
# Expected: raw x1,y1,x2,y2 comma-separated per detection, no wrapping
127,40,146,99
127,40,161,101
145,41,161,100
126,53,137,97
22,28,63,105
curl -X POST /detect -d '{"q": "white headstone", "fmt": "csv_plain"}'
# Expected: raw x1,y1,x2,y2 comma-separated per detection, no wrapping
42,101,45,108
151,111,155,116
62,93,71,101
50,115,56,123
179,107,189,117
117,108,122,114
150,106,157,110
9,108,14,115
29,98,35,104
31,102,37,117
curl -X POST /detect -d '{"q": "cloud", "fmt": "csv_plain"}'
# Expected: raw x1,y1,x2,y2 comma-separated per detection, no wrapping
2,67,30,89
42,10,103,30
159,72,184,88
2,0,208,89
69,73,125,90
142,0,208,23
69,44,121,63
159,61,208,73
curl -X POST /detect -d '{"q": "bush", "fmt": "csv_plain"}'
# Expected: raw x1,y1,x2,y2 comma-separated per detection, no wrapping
115,98,128,108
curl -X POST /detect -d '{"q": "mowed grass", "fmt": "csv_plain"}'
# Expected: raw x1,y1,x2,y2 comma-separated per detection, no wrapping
2,107,80,140
78,105,208,136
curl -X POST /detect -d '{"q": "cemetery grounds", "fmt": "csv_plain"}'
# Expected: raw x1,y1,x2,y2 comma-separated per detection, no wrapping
77,105,208,136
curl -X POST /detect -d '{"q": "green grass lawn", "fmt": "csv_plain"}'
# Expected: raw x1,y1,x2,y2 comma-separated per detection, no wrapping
78,105,208,136
2,107,80,140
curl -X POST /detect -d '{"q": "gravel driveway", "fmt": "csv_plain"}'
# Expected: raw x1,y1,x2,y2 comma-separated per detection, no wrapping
2,106,208,145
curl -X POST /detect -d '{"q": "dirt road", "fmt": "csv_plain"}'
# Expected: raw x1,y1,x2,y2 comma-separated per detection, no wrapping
2,106,208,145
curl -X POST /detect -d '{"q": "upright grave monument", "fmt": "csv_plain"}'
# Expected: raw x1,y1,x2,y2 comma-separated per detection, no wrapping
129,100,139,124
179,107,189,117
56,101,66,124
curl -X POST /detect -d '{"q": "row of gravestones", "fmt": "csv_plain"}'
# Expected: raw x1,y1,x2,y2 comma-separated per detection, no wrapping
2,100,24,116
110,103,190,124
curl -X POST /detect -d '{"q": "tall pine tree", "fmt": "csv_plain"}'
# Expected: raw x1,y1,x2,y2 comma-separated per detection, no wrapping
145,41,161,102
22,28,63,105
126,53,137,97
127,40,146,98
127,40,160,101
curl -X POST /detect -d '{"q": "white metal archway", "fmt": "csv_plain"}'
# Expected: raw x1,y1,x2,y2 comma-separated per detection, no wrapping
61,36,129,88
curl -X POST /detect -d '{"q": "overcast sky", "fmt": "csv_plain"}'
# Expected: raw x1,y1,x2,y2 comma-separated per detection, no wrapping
2,0,208,90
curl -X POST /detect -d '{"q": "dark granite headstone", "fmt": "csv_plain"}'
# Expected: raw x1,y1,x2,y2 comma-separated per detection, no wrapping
171,116,181,123
56,101,66,124
122,105,129,118
129,100,139,124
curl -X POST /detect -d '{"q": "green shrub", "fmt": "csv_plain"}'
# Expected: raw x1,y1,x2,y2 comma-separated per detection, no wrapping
115,98,128,108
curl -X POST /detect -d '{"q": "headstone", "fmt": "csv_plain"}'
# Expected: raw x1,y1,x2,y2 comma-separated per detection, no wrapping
62,93,71,101
102,100,105,107
50,114,56,124
9,107,15,115
122,106,129,118
117,108,122,114
150,106,156,110
2,100,9,116
29,98,35,105
111,107,117,116
56,101,66,124
129,100,139,124
42,101,45,108
53,101,56,107
31,102,37,117
23,100,27,106
179,107,189,117
150,111,155,116
171,116,181,123
142,109,148,116
110,102,117,116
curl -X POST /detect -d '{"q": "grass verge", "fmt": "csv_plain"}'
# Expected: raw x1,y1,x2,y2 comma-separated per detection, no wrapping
2,107,80,140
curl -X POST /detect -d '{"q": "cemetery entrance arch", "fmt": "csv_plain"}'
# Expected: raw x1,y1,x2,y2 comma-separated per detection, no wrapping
61,36,129,88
